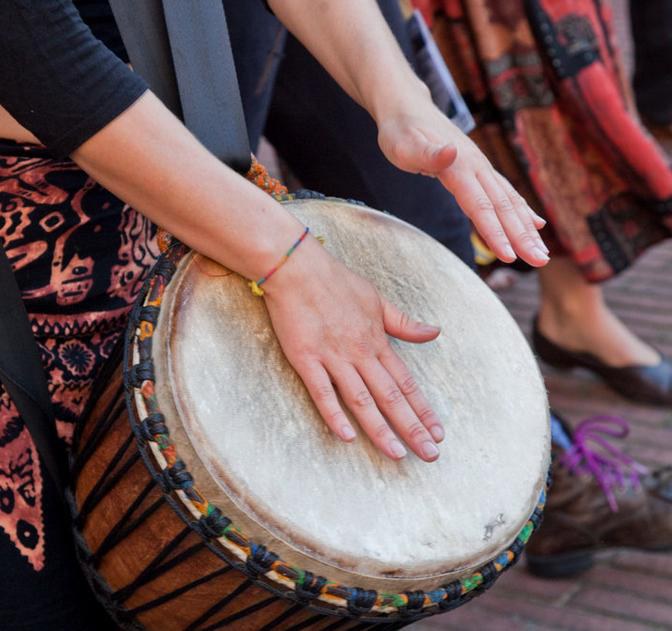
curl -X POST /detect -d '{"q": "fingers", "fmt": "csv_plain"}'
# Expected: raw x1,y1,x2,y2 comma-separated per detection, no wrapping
500,176,549,264
448,167,549,266
328,361,409,460
476,171,549,267
298,360,357,442
359,359,440,461
448,175,517,263
527,206,547,230
497,173,547,232
316,340,442,462
379,346,444,444
382,299,441,343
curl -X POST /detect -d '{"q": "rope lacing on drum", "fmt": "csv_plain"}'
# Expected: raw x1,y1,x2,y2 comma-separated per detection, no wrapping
139,412,168,442
437,583,463,611
246,544,279,578
155,256,177,279
138,305,160,326
196,506,232,538
560,416,649,512
398,591,425,618
346,588,377,615
127,359,155,387
294,571,328,602
111,235,551,623
163,459,194,491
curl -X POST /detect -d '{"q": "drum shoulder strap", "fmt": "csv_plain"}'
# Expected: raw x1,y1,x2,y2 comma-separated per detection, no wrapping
109,0,252,173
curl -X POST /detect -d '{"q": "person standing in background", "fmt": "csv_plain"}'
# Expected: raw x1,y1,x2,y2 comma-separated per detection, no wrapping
414,0,672,406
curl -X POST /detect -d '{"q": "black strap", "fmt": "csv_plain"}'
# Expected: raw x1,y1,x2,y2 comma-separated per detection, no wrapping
109,0,252,173
0,248,66,496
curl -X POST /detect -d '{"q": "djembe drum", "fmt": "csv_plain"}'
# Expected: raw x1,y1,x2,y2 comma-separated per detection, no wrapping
69,193,550,630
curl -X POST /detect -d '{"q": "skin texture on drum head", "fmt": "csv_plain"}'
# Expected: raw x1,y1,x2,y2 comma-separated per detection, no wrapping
153,198,550,588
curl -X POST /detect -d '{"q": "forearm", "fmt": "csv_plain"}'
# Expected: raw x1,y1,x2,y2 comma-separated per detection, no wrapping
72,91,303,284
268,0,431,122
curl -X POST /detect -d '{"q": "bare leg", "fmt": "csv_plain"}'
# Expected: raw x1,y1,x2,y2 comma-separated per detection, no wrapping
537,257,659,367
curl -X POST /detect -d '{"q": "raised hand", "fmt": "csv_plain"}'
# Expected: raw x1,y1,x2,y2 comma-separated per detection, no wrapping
377,105,549,268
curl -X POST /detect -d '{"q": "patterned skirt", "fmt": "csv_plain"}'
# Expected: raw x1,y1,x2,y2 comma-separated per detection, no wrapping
0,139,158,572
415,0,672,281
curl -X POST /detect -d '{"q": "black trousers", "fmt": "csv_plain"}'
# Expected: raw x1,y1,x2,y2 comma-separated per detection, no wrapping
0,467,115,630
631,0,672,126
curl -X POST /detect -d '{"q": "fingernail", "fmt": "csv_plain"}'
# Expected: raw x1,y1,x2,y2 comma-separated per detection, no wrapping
422,441,440,460
504,245,516,260
533,211,546,224
430,425,444,442
420,324,441,335
389,440,407,459
538,241,550,254
341,426,356,441
534,246,550,261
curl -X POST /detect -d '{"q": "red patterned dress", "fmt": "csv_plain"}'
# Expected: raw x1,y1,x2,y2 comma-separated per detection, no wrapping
0,140,158,572
415,0,672,281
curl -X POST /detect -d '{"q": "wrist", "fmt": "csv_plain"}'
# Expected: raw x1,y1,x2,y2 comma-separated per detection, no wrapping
224,199,304,280
368,72,432,125
259,235,333,298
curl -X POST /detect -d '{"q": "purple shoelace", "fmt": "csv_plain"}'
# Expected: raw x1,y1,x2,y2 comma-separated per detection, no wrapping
560,415,649,512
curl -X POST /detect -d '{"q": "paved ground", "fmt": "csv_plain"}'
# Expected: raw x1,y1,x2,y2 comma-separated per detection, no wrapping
411,241,672,630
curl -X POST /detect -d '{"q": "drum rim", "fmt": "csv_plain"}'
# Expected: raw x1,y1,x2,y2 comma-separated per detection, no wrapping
125,192,549,618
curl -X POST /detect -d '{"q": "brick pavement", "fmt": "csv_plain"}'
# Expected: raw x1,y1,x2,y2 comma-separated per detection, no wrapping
411,242,672,630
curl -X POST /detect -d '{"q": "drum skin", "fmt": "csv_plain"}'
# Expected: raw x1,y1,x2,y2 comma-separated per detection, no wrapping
69,194,550,630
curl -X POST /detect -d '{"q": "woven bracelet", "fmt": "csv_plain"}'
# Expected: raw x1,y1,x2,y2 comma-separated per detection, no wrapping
248,226,310,296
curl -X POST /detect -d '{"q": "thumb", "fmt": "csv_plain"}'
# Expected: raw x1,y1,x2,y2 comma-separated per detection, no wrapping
382,299,441,343
380,122,457,176
418,142,457,176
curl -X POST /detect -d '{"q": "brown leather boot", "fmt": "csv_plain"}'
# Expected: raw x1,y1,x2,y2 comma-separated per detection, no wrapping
526,418,672,578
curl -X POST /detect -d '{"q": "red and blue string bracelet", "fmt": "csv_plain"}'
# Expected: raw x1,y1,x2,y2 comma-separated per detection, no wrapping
248,226,310,296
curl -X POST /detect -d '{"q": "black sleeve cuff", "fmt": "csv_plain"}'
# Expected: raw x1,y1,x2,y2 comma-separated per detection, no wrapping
49,83,148,158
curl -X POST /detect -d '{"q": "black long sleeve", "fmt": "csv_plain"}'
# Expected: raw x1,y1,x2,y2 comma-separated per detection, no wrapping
0,0,147,157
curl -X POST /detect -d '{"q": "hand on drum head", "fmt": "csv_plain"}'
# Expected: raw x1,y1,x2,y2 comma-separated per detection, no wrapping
262,237,444,462
377,102,550,268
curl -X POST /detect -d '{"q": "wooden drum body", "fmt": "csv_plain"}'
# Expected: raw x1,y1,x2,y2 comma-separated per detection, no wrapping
69,194,550,630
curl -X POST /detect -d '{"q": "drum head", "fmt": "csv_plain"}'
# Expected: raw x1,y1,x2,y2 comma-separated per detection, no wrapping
152,197,549,588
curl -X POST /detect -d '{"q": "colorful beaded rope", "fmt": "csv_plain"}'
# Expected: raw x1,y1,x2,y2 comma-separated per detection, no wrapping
248,226,310,297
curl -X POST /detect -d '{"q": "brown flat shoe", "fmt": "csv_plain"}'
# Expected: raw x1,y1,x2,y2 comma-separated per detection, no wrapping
532,318,672,406
527,416,672,578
